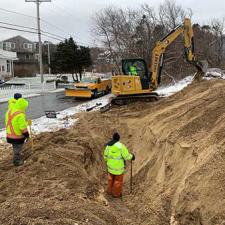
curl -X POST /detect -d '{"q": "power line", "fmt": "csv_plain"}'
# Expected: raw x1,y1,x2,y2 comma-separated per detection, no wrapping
0,21,64,40
0,7,66,37
0,24,64,42
0,25,37,34
0,21,37,31
0,7,36,19
42,33,63,41
0,7,92,46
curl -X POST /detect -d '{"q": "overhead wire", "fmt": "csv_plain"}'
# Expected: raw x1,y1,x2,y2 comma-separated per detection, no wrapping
0,24,64,42
0,25,37,34
0,7,36,19
0,6,92,46
43,0,92,46
0,21,37,31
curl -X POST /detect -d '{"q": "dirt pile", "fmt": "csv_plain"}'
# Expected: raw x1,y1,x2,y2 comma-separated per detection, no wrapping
1,79,225,224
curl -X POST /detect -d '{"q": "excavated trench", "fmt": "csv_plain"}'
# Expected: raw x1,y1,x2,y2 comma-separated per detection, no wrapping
1,79,225,224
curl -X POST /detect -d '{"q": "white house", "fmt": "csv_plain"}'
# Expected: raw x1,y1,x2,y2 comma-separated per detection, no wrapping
0,49,17,80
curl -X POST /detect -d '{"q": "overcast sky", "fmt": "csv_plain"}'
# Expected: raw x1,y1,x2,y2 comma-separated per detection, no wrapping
0,0,224,46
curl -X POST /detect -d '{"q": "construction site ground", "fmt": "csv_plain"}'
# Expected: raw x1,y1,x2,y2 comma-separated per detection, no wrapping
1,79,225,225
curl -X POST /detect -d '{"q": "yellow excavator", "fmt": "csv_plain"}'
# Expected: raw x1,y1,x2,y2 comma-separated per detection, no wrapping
109,18,207,105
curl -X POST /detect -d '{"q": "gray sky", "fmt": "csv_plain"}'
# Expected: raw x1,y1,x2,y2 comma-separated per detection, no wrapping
0,0,224,46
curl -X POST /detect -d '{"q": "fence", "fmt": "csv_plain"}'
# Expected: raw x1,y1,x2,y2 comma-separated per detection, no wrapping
0,81,56,100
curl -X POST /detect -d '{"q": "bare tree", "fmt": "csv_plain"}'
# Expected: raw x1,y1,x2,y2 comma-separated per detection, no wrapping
210,18,225,66
92,0,225,82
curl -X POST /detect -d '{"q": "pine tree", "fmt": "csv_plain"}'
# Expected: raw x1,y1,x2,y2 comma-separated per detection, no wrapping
51,37,92,81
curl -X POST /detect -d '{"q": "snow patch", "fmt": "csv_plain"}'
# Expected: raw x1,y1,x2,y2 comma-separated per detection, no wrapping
156,76,193,97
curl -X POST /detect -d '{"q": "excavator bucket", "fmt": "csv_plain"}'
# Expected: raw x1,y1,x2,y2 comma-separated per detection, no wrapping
195,60,208,73
194,60,208,81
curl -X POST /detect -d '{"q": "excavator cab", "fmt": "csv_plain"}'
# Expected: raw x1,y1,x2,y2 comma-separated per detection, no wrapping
122,59,150,90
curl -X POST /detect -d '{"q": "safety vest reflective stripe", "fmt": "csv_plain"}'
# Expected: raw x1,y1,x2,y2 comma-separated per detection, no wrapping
6,110,24,137
106,156,123,160
7,134,24,139
108,165,124,171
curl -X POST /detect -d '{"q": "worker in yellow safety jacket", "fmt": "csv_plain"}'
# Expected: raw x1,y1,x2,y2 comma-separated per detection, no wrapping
104,132,135,198
129,65,138,76
8,93,22,110
5,97,29,166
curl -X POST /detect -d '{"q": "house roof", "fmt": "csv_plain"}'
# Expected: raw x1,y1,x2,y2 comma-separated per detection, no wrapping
1,35,34,44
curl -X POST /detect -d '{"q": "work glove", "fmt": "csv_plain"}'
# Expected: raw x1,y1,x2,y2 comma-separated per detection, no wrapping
131,153,135,161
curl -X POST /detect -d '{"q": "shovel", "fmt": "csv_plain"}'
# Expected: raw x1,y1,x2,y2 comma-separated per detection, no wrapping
130,160,133,194
27,119,34,151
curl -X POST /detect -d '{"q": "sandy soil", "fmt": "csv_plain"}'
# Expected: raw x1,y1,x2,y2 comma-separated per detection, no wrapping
1,79,225,224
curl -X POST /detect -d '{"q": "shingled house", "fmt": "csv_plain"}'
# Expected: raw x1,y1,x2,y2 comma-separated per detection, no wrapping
0,35,39,76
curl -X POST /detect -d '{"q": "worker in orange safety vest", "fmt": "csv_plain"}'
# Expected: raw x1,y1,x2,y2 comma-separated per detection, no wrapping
5,97,29,166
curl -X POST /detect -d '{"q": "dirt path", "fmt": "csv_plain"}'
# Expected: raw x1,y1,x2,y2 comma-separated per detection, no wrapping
1,79,225,224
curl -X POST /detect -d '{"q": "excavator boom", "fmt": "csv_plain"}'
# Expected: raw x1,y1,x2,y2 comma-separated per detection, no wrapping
150,18,207,90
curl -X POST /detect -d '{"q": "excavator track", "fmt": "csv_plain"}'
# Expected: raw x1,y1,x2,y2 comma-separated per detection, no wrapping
111,92,159,105
100,92,159,113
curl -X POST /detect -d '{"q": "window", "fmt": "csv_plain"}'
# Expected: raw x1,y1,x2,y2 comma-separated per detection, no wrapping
28,43,33,49
11,43,16,49
24,43,33,49
2,66,5,72
35,53,39,61
3,42,12,50
7,60,10,73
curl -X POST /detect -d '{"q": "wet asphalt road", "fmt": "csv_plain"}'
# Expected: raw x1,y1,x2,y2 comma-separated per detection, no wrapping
0,91,85,129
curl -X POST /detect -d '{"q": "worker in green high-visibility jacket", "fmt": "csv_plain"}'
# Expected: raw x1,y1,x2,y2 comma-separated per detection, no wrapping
104,132,135,198
5,97,29,166
129,65,138,76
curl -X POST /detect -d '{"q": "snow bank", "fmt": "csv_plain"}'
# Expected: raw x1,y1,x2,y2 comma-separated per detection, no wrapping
205,68,225,79
156,76,193,97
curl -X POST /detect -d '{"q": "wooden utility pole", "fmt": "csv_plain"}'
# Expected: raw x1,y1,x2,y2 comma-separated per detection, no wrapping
25,0,51,83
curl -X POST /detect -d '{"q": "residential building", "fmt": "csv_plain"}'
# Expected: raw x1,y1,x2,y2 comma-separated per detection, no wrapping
0,35,38,76
0,35,37,61
0,49,17,80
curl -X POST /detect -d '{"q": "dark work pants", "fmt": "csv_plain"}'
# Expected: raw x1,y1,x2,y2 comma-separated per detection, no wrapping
12,143,23,165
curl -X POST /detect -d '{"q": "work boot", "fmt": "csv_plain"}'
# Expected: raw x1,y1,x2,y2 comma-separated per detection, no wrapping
13,160,24,167
112,193,123,198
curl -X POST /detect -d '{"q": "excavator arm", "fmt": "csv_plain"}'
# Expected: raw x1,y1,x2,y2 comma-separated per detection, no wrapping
150,18,204,90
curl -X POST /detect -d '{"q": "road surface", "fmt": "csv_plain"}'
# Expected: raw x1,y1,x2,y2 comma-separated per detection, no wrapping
0,91,85,129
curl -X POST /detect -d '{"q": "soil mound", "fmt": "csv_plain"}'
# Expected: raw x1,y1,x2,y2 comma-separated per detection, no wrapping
1,79,225,224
